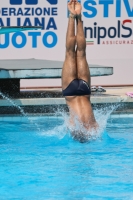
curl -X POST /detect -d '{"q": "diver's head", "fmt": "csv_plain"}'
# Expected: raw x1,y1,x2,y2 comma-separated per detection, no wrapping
71,130,90,143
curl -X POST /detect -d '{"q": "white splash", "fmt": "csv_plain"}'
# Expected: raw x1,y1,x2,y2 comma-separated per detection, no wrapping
0,91,121,142
0,91,26,116
40,104,120,142
94,104,120,134
0,91,41,131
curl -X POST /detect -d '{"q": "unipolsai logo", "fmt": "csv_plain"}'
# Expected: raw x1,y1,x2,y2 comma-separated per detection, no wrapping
10,0,58,5
83,0,133,46
0,0,58,49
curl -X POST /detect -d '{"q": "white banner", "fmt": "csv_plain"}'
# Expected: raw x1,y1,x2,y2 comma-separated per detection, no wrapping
0,0,133,86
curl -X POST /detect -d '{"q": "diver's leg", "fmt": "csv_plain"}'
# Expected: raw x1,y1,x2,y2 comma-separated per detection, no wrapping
75,1,90,85
62,0,77,90
75,1,97,127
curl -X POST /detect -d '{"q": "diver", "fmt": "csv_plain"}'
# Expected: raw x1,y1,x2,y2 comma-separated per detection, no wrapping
62,0,98,142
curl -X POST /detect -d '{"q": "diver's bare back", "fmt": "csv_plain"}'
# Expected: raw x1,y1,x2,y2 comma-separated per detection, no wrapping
66,96,96,128
62,0,97,129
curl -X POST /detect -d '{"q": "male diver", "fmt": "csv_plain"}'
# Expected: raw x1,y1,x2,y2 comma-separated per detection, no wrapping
62,0,98,142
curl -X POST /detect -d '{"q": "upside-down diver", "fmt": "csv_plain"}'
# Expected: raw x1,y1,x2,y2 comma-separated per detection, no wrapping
61,0,98,142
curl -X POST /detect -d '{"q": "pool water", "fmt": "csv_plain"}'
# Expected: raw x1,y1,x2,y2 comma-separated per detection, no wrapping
0,115,133,199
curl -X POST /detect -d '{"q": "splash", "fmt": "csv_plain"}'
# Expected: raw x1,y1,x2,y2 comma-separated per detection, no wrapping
0,91,121,142
40,104,120,142
93,104,120,134
40,110,69,139
0,91,26,116
0,91,41,131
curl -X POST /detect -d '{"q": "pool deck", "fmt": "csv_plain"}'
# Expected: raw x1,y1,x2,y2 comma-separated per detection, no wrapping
0,86,133,105
0,86,133,115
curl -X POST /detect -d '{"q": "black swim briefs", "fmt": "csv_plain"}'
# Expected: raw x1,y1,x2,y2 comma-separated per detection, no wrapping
62,79,91,96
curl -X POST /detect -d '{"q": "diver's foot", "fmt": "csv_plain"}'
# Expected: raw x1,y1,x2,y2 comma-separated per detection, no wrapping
68,0,77,17
75,0,82,15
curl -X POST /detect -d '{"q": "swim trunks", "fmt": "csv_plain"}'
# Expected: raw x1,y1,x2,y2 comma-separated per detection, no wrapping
62,79,91,96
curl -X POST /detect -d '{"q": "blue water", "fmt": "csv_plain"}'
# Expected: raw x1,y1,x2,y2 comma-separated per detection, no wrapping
0,115,133,200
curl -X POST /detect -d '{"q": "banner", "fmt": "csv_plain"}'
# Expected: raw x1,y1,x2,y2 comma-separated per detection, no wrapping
0,0,133,86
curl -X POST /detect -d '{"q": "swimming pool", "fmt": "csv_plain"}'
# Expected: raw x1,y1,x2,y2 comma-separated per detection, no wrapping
0,114,133,199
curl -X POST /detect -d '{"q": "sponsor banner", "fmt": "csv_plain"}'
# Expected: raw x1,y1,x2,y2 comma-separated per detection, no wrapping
0,0,133,86
0,0,58,48
0,0,133,59
0,0,66,60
